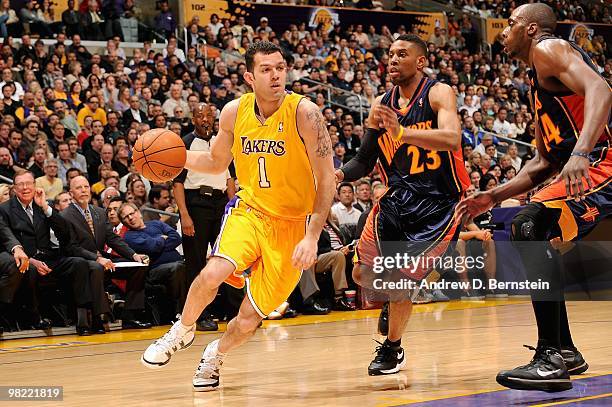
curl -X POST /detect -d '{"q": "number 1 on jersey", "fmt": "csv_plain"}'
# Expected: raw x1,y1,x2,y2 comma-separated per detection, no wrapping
258,157,271,188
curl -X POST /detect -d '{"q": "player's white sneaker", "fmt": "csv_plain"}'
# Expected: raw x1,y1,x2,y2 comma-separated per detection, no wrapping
141,320,196,369
193,339,226,391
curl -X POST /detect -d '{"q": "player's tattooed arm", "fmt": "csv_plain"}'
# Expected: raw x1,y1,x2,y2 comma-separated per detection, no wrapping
306,106,332,158
297,99,335,243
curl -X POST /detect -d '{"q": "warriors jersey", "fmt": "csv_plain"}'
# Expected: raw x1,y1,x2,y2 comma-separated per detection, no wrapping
377,77,469,197
528,36,611,167
232,91,316,220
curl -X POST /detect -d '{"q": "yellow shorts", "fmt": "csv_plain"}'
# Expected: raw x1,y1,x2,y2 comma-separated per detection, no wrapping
212,197,306,317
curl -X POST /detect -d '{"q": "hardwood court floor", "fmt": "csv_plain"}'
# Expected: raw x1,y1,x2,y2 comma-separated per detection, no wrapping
1,300,611,406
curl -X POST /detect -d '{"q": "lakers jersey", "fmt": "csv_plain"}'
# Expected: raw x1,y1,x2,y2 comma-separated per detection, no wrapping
377,78,469,198
232,92,316,220
529,36,611,166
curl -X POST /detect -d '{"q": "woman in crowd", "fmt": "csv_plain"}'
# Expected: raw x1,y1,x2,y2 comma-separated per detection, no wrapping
0,182,10,203
128,177,147,208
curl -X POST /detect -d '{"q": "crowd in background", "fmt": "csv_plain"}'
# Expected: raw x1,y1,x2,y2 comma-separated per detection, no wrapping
0,0,610,333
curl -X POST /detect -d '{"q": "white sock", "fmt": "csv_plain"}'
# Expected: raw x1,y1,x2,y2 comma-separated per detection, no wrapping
210,339,226,357
178,319,195,331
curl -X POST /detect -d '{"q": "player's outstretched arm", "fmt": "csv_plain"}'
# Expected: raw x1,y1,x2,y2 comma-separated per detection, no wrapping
184,100,237,174
292,99,336,270
375,83,461,151
456,144,557,221
337,95,384,183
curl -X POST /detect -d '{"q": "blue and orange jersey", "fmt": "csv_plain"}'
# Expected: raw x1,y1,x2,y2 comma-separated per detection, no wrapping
528,35,611,166
376,77,470,198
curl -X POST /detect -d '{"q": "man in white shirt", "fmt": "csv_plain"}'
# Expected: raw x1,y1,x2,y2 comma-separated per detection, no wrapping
493,107,512,138
331,182,362,226
0,68,24,101
207,13,223,37
162,84,190,118
162,38,185,63
230,16,254,39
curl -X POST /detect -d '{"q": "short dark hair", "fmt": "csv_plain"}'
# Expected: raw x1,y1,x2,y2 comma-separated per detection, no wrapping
394,34,427,56
66,167,82,177
109,196,124,205
148,185,169,205
479,173,497,191
521,3,557,33
337,181,354,194
245,41,284,72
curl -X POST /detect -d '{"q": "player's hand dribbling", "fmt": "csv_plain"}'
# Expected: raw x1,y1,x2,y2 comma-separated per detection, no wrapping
558,155,592,202
292,236,318,270
455,191,495,224
181,214,195,236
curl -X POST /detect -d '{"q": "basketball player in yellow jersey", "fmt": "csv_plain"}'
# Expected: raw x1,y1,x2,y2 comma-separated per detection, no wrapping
141,42,336,392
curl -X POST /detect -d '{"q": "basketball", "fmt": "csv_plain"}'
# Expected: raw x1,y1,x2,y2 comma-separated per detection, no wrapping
132,129,186,183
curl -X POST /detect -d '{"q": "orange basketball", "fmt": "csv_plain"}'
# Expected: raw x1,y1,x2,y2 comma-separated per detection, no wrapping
132,129,186,183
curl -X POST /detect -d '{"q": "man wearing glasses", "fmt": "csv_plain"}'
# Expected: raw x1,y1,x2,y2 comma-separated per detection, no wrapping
77,96,107,127
0,172,105,334
119,202,188,323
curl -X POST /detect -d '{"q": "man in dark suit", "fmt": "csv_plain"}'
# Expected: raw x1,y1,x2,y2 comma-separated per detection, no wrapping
0,171,107,335
122,96,147,129
61,175,151,330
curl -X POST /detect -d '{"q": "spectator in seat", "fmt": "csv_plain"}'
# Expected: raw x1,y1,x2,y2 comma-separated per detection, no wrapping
0,172,108,335
54,191,72,211
141,185,177,228
91,163,114,196
123,95,146,127
161,84,189,118
474,132,497,157
507,143,522,172
77,96,107,128
84,134,105,184
28,147,47,179
356,183,387,238
67,137,87,176
35,158,63,200
331,182,362,226
493,107,512,138
80,0,105,41
20,0,53,38
60,175,151,330
15,92,36,127
100,187,120,210
0,0,19,39
0,147,16,180
120,202,187,322
299,211,353,313
353,179,372,213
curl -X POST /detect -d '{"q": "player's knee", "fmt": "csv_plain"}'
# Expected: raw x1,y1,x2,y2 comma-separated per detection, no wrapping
234,313,261,334
198,257,235,290
511,204,543,242
511,202,561,242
